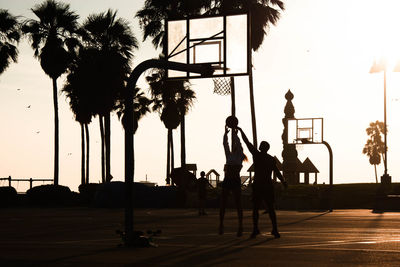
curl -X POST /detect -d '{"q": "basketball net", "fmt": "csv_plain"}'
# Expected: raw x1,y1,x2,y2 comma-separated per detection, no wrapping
213,77,231,96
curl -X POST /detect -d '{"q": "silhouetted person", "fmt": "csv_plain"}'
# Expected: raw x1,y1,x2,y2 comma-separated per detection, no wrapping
197,171,212,215
237,127,287,238
220,126,246,237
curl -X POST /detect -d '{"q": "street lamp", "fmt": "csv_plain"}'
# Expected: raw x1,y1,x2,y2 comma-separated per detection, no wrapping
369,59,392,184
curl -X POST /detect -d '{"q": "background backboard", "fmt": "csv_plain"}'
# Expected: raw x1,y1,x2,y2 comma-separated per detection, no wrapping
166,12,250,79
287,118,323,144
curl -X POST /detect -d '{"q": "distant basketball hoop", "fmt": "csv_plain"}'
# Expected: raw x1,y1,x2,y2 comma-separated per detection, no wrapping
213,77,231,96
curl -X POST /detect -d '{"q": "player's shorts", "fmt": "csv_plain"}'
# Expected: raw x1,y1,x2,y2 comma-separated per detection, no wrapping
222,164,242,190
252,182,275,205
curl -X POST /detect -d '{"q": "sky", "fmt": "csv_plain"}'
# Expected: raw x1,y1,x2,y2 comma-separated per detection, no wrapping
1,0,400,192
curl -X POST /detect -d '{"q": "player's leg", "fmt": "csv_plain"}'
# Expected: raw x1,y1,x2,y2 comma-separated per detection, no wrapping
251,187,261,238
264,190,280,238
219,187,229,234
232,187,243,237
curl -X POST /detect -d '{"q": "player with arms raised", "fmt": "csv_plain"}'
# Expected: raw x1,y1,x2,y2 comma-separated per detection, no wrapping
237,126,288,238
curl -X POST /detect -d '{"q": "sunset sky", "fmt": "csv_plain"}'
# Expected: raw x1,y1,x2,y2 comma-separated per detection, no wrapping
1,0,400,192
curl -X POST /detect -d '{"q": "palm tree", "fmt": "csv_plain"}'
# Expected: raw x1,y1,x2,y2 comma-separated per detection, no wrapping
136,0,285,51
63,82,92,185
0,9,20,75
80,9,138,183
22,0,79,185
63,48,96,185
146,70,195,184
116,86,152,133
363,121,386,183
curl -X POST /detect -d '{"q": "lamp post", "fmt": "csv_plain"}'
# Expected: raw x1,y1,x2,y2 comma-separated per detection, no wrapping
369,60,391,184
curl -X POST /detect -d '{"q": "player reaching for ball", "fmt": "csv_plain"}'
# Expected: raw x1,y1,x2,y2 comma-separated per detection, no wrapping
236,126,288,238
219,117,247,237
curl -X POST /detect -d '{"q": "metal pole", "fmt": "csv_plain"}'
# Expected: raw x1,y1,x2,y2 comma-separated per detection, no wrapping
124,59,213,245
166,133,170,185
383,69,388,175
231,77,236,151
248,68,258,147
322,141,333,212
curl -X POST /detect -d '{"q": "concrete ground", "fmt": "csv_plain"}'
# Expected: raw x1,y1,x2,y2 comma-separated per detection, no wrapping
1,208,400,266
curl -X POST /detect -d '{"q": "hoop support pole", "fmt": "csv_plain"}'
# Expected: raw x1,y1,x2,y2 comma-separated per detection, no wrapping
124,59,213,245
248,68,258,147
231,77,236,151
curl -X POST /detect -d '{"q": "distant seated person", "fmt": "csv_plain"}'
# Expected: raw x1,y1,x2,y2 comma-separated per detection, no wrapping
197,171,212,216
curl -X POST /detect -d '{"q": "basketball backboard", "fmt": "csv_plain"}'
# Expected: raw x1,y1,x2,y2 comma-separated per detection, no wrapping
166,12,250,80
287,118,323,144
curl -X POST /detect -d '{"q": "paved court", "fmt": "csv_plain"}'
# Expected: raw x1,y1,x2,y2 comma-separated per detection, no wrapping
1,208,400,266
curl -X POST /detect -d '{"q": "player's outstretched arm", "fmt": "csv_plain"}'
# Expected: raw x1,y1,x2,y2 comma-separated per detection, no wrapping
237,127,257,155
274,164,288,188
223,126,230,155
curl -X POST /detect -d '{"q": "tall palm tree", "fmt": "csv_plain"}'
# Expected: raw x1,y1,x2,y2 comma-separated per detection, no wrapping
136,0,285,51
0,9,20,75
80,9,138,183
22,0,79,185
146,70,195,184
363,121,386,183
63,48,97,185
63,82,92,185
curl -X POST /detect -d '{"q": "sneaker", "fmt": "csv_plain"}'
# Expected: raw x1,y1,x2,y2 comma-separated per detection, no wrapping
271,230,280,238
250,228,260,238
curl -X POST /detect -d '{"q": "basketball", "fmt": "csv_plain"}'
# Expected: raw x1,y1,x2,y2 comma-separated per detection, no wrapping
226,116,238,128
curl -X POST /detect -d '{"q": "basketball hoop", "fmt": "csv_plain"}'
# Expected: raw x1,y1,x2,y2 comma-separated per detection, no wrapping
213,77,231,96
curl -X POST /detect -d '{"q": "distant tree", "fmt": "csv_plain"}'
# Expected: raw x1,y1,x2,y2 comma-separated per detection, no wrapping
362,121,386,183
80,9,138,182
0,9,21,75
22,0,79,185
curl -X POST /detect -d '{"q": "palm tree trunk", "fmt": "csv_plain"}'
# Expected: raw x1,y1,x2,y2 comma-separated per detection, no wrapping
99,116,105,183
85,123,90,184
170,129,174,169
374,164,378,183
166,130,171,185
105,112,111,182
170,129,175,186
80,123,85,185
52,78,59,185
180,113,186,169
